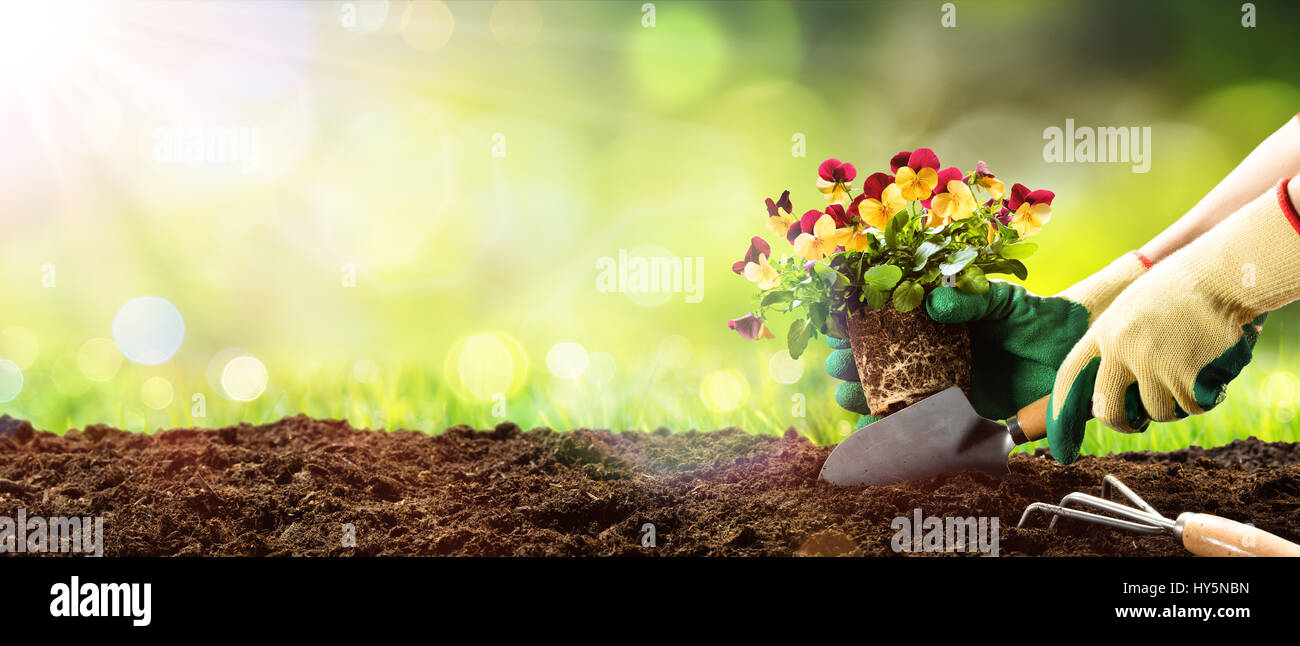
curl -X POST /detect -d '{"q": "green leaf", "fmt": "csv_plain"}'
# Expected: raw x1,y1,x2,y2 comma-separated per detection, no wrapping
892,280,924,312
864,288,889,310
862,264,903,291
884,209,908,248
955,266,989,294
810,301,828,333
939,248,979,276
1000,242,1038,260
980,258,1029,280
787,318,812,359
760,290,794,308
912,240,946,271
826,309,850,339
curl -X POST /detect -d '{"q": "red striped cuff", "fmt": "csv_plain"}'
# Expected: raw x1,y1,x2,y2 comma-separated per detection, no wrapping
1278,177,1300,237
1127,250,1153,270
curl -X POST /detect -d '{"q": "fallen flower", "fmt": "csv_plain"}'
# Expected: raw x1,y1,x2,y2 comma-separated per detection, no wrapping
728,313,774,340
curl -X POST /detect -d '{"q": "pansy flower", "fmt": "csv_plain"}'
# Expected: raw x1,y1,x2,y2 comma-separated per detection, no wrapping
743,244,780,289
1006,183,1054,238
728,313,774,340
928,179,977,226
968,161,1005,201
731,236,771,275
793,213,838,261
922,166,963,209
816,158,857,205
850,172,907,230
764,190,796,239
891,148,941,202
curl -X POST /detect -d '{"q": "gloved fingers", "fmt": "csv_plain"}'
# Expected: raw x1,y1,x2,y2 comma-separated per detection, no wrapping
835,381,872,416
1167,378,1204,419
826,335,851,350
1135,368,1179,422
825,347,859,382
1047,341,1101,465
1093,359,1141,433
855,414,881,430
925,281,1021,324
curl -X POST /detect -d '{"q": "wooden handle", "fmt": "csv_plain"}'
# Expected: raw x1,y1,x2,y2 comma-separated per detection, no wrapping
1009,395,1050,443
1177,512,1300,557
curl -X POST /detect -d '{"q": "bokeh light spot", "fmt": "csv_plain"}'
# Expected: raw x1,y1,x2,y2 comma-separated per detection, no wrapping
546,342,588,379
0,327,39,370
489,1,541,48
401,0,454,52
701,370,747,413
768,349,804,385
77,337,122,382
222,355,268,402
628,6,727,107
444,332,529,402
112,296,185,365
206,348,253,399
0,359,22,403
141,377,174,410
585,351,616,386
1264,372,1300,408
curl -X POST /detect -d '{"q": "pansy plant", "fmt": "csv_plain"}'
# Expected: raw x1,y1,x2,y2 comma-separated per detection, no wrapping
729,150,1051,359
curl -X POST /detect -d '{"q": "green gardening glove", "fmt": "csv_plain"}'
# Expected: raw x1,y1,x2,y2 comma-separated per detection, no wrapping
827,253,1150,431
824,336,882,430
924,253,1152,421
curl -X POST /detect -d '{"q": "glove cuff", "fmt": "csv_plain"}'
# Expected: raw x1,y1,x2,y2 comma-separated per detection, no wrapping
1174,178,1300,318
1055,251,1150,321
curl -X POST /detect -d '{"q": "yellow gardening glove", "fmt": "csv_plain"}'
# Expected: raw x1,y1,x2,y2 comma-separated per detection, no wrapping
1048,179,1300,464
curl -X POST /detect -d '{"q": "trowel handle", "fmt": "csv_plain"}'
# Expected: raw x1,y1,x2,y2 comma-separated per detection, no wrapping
1175,513,1300,557
1006,395,1050,445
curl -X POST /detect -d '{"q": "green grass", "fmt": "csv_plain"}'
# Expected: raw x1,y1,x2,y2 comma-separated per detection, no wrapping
4,345,1296,458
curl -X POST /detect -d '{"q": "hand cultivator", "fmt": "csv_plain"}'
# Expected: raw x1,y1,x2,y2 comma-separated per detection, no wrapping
1017,474,1300,557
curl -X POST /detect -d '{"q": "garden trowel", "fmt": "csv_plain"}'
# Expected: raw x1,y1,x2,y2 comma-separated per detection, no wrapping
820,387,1049,486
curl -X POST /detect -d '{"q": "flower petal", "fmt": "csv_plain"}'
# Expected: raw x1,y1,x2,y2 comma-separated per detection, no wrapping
1025,189,1055,206
890,150,911,173
817,158,841,181
799,209,823,234
908,148,940,171
861,172,893,201
931,167,963,195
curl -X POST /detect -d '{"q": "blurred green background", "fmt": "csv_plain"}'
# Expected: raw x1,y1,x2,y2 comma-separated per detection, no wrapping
1,0,1298,456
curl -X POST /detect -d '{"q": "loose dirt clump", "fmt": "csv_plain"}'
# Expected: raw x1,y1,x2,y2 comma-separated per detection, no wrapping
0,416,1296,556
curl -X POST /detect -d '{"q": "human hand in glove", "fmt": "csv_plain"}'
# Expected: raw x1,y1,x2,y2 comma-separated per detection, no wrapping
825,251,1150,426
1048,179,1300,464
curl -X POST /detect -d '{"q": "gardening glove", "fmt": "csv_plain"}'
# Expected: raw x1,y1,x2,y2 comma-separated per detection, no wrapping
824,335,882,429
1048,179,1300,464
921,251,1151,421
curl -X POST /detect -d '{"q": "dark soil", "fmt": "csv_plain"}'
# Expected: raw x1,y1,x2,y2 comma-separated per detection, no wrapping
1,415,1297,556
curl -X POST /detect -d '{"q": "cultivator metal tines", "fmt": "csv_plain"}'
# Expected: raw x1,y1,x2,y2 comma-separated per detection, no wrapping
1017,474,1300,557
